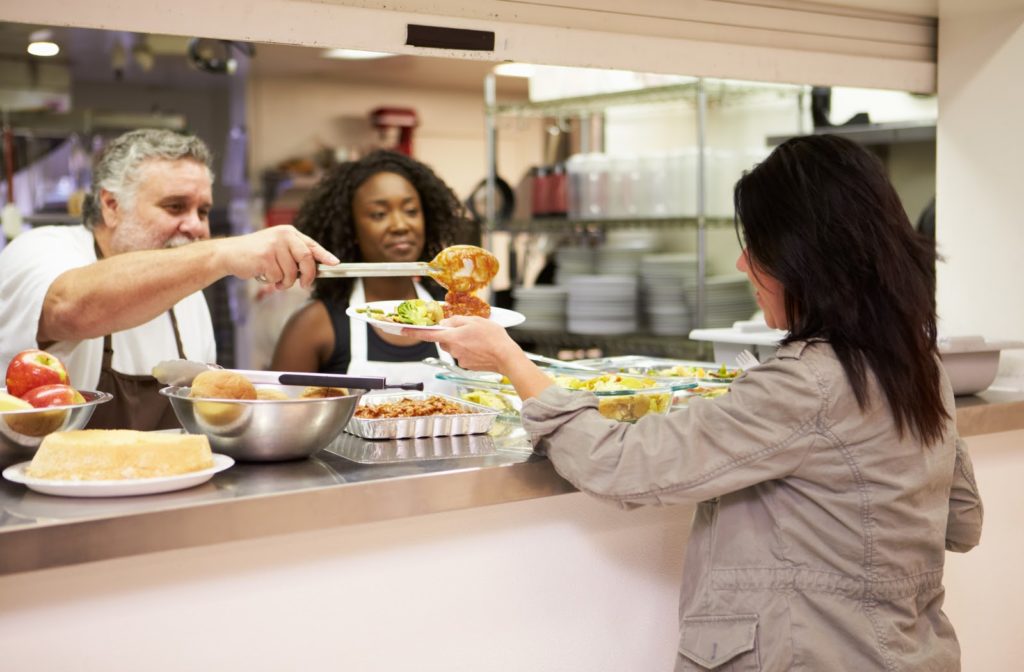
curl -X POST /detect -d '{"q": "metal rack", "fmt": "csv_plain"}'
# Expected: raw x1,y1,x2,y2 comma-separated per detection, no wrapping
481,75,803,357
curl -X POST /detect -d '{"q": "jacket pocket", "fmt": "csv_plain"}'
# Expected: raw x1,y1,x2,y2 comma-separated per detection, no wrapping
677,614,760,671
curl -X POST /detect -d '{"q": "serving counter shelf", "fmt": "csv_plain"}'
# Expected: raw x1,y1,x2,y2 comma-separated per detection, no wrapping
0,420,571,576
1,391,1021,578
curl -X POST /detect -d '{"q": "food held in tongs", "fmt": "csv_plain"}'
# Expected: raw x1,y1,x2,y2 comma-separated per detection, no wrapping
333,245,500,324
318,245,498,291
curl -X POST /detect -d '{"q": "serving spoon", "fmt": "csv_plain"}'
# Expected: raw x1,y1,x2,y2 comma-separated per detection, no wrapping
316,245,499,293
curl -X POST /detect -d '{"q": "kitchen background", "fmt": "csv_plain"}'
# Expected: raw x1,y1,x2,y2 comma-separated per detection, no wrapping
0,21,938,370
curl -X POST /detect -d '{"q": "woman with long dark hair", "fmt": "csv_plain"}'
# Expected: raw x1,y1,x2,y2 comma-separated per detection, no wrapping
271,150,472,377
409,135,983,671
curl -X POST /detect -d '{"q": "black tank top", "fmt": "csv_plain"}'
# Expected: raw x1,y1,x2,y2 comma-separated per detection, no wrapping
320,284,445,374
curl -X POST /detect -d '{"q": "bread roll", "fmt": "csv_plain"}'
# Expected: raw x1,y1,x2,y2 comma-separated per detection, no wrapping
255,387,290,401
189,370,256,400
299,386,348,399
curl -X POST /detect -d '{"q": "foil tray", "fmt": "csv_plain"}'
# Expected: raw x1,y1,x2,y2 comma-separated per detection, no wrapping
345,392,499,440
329,431,498,463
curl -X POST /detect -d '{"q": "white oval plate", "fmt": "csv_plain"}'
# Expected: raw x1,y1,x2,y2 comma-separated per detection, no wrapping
347,301,526,335
1,454,234,498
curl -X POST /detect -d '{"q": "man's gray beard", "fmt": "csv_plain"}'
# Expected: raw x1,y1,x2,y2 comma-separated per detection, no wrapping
108,216,196,253
164,234,195,249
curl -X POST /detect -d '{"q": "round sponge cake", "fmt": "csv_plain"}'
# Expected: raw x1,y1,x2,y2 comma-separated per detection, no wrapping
27,430,214,480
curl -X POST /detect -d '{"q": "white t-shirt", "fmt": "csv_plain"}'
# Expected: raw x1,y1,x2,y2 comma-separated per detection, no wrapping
0,225,216,390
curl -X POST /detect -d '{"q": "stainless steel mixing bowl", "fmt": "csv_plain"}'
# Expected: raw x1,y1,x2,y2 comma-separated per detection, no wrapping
0,388,114,467
160,385,366,461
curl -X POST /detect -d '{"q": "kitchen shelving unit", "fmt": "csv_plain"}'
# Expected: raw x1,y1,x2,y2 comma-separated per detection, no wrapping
482,74,806,358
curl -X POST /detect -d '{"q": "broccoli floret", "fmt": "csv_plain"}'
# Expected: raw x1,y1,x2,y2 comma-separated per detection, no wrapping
393,299,443,326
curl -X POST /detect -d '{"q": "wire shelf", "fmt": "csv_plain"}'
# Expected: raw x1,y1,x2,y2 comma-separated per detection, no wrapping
490,80,806,118
498,216,735,233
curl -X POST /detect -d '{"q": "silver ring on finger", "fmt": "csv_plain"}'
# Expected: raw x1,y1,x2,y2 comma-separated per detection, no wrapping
255,274,269,283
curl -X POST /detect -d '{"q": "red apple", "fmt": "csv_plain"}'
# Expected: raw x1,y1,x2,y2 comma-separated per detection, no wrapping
6,349,70,398
21,384,85,408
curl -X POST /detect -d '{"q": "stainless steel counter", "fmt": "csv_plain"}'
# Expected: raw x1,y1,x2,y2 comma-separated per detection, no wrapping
1,390,1021,577
0,421,574,576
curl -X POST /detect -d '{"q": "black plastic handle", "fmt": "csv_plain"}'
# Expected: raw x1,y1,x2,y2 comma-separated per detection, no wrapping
278,373,423,391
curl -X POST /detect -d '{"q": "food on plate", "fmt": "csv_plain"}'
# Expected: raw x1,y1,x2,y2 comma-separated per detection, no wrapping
355,395,474,419
26,429,214,480
460,389,516,414
21,384,86,408
706,364,742,381
357,299,444,326
688,386,731,399
443,290,491,318
189,369,257,400
648,363,741,381
5,348,70,398
255,387,290,401
299,386,349,399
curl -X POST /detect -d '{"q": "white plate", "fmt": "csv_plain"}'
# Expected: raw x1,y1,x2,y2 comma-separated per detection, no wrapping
2,454,234,498
346,301,526,335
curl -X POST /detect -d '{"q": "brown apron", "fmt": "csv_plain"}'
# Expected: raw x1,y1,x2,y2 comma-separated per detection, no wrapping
88,310,187,431
88,238,187,430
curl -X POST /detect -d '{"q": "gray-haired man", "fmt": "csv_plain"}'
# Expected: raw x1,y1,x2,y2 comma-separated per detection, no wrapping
0,129,338,430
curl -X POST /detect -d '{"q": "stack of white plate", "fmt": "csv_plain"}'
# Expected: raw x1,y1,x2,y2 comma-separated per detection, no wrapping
512,285,568,331
566,275,638,335
640,253,698,335
554,247,595,284
595,242,655,276
700,274,758,327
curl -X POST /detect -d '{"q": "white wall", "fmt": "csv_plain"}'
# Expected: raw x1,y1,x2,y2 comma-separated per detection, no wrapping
936,8,1024,378
0,493,692,672
942,429,1024,671
248,75,541,203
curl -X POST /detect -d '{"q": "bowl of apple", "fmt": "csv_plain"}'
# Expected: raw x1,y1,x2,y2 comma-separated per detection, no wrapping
0,349,112,467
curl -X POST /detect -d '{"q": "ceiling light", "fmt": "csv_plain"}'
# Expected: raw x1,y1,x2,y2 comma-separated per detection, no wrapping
27,30,59,57
322,48,395,61
493,63,536,78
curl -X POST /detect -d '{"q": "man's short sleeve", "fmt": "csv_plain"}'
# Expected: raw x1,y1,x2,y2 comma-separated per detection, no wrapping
0,226,95,375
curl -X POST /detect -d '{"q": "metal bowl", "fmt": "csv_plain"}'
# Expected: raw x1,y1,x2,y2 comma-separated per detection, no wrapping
0,388,113,467
160,384,366,462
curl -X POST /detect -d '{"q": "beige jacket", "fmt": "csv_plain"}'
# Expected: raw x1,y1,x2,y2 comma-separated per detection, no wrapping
522,341,983,672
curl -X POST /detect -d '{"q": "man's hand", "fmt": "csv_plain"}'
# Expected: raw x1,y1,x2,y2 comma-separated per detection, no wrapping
216,225,339,290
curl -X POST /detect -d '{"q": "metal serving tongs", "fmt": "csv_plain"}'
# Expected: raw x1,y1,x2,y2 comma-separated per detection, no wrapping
152,360,423,391
316,245,499,293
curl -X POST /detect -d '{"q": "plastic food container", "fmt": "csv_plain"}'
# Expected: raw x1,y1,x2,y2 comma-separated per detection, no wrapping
437,369,678,423
573,355,742,385
346,392,499,439
938,336,1024,396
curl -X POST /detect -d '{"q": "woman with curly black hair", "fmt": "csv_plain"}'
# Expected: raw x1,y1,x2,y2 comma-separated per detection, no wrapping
270,150,472,377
